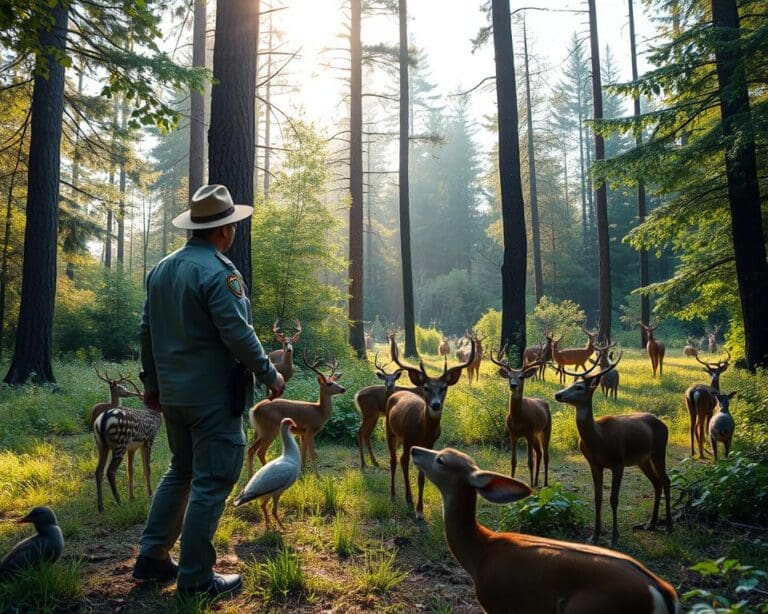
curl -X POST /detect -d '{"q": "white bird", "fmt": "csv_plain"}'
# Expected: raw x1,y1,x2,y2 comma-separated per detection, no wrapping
0,507,64,576
233,417,300,530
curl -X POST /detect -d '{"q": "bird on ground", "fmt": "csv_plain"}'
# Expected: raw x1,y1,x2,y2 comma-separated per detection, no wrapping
0,507,64,576
233,417,300,530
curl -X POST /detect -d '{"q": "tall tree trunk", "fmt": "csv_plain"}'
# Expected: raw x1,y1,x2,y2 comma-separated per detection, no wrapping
208,0,259,295
398,0,416,356
4,3,69,385
523,18,543,303
711,0,768,370
263,14,273,198
117,95,127,265
628,0,649,348
493,0,527,365
577,90,587,251
588,0,611,343
349,0,365,358
189,0,206,199
67,69,84,281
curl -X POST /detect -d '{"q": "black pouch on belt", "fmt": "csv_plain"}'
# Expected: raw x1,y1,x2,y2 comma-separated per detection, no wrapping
229,361,253,418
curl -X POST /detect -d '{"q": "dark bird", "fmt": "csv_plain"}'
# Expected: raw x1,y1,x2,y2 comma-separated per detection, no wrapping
0,507,64,576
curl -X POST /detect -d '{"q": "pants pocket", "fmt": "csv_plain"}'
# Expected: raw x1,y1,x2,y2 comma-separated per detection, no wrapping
198,432,245,484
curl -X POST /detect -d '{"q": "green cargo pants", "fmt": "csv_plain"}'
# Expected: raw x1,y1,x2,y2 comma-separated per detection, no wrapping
139,403,244,588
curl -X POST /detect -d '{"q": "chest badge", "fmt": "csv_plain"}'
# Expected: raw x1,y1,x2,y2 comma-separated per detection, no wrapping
226,274,244,298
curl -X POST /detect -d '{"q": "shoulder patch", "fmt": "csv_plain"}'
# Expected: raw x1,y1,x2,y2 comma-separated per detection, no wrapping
226,274,244,298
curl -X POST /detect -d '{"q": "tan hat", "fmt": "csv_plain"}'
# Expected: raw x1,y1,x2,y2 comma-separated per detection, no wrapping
172,184,254,230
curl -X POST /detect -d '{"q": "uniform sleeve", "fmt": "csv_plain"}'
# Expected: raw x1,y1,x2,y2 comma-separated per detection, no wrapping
138,270,159,392
204,270,277,386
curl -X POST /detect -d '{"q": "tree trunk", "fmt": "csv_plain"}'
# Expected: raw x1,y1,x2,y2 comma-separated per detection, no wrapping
577,90,587,251
523,18,543,303
117,95,127,265
4,3,69,385
348,0,365,358
67,69,84,281
588,0,611,343
189,0,206,199
493,0,527,365
711,0,768,370
263,16,273,198
208,0,259,295
398,0,416,356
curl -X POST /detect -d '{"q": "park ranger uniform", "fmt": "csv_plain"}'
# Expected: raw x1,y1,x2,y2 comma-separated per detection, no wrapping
137,236,276,590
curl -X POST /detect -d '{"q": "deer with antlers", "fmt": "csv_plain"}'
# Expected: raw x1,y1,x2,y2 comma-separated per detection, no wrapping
551,325,598,384
464,332,485,385
247,351,345,476
89,367,144,430
268,319,302,383
685,350,731,458
555,352,673,546
522,332,554,381
707,323,721,354
491,348,551,487
683,337,699,358
353,353,409,469
590,342,619,400
386,334,474,519
640,322,665,377
438,337,451,357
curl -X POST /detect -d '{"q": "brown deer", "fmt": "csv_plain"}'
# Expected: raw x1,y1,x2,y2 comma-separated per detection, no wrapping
490,348,551,487
89,367,144,430
248,351,345,476
268,319,302,383
551,325,598,384
438,337,451,357
683,337,699,358
353,353,408,469
465,332,485,385
386,334,474,519
707,323,721,354
555,353,673,546
411,446,679,614
640,322,665,377
685,350,731,458
522,332,554,380
710,391,737,461
591,342,619,400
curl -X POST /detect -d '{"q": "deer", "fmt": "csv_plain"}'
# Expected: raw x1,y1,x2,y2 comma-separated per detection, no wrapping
590,342,619,400
438,337,451,357
385,334,474,519
247,351,345,476
551,325,598,384
89,367,144,430
684,350,731,458
710,392,737,461
640,322,665,377
268,319,302,383
490,348,551,487
464,331,485,385
411,447,679,614
523,332,554,381
707,324,721,354
554,353,673,546
683,337,699,358
93,390,161,513
353,353,408,469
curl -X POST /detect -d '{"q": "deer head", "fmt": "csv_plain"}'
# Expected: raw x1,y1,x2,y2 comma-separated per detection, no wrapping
373,352,403,392
554,350,622,405
714,391,737,414
695,350,731,388
94,366,143,402
302,350,345,396
273,319,302,356
490,346,541,397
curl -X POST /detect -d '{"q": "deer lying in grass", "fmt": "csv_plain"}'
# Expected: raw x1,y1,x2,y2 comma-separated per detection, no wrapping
248,352,345,476
353,353,407,469
411,446,679,614
685,351,731,458
710,391,737,461
551,325,598,384
555,353,673,546
268,319,302,383
386,334,474,519
490,348,551,487
89,368,144,430
641,322,665,377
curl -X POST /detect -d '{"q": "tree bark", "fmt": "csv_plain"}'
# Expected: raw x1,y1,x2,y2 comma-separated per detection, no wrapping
117,95,127,265
263,17,273,199
493,0,527,365
588,0,611,342
208,0,259,295
711,0,768,370
4,2,69,385
189,0,206,199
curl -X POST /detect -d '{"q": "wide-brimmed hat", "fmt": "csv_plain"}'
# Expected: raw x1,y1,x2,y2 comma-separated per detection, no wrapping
172,184,254,230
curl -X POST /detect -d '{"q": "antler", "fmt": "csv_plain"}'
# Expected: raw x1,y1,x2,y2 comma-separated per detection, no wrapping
562,348,622,379
389,333,427,379
118,374,143,397
302,349,326,380
490,345,510,370
273,319,287,343
326,356,339,379
94,366,111,384
289,319,302,344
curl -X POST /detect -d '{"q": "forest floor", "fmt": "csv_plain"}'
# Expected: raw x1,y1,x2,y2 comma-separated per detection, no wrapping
0,350,766,612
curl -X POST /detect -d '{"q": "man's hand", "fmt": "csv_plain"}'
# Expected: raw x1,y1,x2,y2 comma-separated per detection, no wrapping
267,372,285,400
143,389,162,412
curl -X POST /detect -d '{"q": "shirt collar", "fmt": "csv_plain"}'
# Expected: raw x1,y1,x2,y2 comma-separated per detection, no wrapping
187,236,219,252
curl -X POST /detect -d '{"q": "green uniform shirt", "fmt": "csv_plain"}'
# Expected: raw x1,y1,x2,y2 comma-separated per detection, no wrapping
139,237,276,406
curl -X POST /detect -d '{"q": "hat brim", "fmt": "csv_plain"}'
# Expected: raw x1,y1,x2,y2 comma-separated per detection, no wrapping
172,204,254,230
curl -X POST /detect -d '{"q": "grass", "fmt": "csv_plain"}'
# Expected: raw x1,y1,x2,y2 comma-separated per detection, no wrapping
0,352,765,611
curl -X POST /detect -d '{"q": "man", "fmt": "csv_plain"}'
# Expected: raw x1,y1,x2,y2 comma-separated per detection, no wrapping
131,184,285,598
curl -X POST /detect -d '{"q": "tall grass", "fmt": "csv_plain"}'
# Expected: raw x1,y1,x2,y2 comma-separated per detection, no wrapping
0,558,84,613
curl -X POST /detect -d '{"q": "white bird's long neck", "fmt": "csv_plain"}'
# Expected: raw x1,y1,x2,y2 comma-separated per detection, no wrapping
281,425,300,460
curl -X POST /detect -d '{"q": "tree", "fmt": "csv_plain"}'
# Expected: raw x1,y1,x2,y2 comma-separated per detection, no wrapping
189,0,206,198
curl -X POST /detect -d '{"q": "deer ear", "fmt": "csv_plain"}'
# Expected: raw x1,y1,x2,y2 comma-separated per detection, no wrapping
469,470,532,504
407,370,426,387
316,375,324,385
393,371,403,380
521,365,539,380
588,375,601,389
727,391,737,400
443,369,463,386
330,373,342,381
497,367,508,378
376,372,386,381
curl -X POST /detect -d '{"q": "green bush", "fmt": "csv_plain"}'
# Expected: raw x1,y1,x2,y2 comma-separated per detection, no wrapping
498,483,587,538
527,296,587,346
474,308,501,351
683,558,768,614
416,269,488,335
416,325,443,355
728,367,768,455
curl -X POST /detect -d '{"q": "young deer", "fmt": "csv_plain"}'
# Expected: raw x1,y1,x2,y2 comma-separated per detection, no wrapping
555,353,673,546
93,393,162,513
685,351,730,458
551,325,598,384
710,392,737,461
89,368,144,430
490,348,551,487
268,319,302,383
247,352,345,476
640,322,665,377
411,446,679,614
353,353,408,469
386,334,474,519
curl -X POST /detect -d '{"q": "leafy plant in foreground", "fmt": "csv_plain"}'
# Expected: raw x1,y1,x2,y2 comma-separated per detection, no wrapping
498,483,587,538
683,558,768,614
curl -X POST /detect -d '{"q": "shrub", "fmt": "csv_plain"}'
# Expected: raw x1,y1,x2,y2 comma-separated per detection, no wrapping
498,483,587,538
353,549,407,594
727,367,768,455
527,296,587,346
474,308,501,350
416,269,488,335
416,325,443,355
683,558,767,614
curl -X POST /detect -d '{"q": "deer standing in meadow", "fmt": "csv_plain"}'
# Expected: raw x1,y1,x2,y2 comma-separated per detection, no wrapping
386,334,474,519
268,319,302,383
523,332,554,380
464,332,485,385
710,391,737,461
683,338,699,358
490,348,551,487
411,446,679,614
438,337,451,357
89,368,144,430
707,324,721,354
640,322,665,377
591,342,619,400
685,351,731,458
551,325,598,384
555,353,673,546
248,352,345,476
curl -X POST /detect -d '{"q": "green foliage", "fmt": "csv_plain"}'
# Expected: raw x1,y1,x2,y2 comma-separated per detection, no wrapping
248,548,310,603
474,308,501,350
683,558,768,614
416,269,489,335
670,454,768,526
0,558,84,612
415,325,443,355
728,368,768,454
527,296,587,346
498,483,587,538
353,549,408,594
332,515,360,557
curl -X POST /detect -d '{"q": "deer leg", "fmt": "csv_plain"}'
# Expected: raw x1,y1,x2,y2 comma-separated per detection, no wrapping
526,435,536,487
697,416,707,459
685,397,696,457
106,447,125,506
95,445,109,513
588,463,603,544
247,436,262,478
636,461,661,531
532,437,543,488
415,468,426,521
724,438,731,459
609,465,624,546
541,427,551,487
510,436,518,478
387,428,398,501
300,434,309,471
127,449,135,501
308,433,319,475
400,447,414,511
141,444,153,497
711,435,718,462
